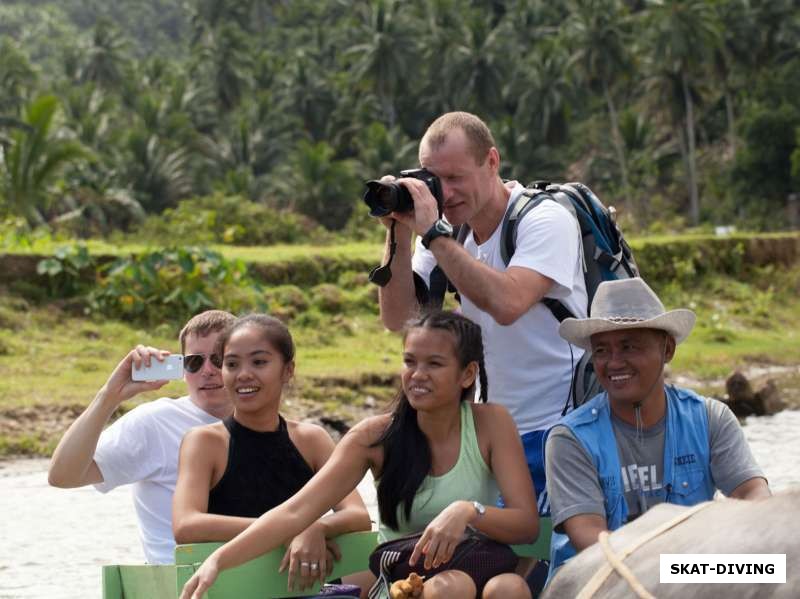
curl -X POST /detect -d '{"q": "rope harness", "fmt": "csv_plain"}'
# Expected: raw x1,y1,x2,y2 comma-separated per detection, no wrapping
576,501,715,599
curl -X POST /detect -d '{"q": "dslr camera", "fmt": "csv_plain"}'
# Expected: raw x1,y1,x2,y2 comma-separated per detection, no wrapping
363,168,443,217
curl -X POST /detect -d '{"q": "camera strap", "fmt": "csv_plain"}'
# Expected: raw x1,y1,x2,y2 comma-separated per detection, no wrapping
369,221,397,287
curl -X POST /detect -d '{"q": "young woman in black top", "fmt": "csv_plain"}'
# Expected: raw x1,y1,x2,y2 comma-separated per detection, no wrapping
172,314,370,593
180,311,538,599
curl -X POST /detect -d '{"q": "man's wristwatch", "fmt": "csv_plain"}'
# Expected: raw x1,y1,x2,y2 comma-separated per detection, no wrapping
472,500,486,518
421,219,454,249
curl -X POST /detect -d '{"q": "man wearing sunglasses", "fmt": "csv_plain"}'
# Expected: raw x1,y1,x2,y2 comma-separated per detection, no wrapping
48,310,235,564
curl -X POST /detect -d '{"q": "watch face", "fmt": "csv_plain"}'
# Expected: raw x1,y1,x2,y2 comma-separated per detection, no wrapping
436,220,453,235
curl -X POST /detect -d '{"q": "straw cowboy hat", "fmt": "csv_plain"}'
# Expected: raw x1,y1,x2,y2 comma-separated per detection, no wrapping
559,278,696,351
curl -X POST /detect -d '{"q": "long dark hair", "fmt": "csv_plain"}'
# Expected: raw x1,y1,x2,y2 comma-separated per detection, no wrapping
375,310,488,530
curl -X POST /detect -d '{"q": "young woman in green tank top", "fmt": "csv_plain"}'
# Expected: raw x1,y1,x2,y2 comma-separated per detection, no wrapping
180,311,540,599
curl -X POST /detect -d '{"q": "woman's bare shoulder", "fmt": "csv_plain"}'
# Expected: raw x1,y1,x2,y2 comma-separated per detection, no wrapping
469,402,519,441
346,413,392,445
469,401,513,422
179,422,228,467
184,421,228,444
286,418,330,439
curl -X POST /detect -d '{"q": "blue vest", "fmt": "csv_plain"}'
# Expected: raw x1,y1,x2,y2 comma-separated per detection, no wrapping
548,386,715,575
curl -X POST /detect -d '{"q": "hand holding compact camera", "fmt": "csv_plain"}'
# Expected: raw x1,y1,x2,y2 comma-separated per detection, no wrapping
131,353,184,381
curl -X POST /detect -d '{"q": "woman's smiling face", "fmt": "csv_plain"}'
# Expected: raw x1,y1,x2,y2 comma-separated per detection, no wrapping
221,325,293,412
401,327,476,412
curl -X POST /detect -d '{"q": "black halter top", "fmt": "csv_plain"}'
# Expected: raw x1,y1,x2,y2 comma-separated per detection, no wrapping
207,416,315,517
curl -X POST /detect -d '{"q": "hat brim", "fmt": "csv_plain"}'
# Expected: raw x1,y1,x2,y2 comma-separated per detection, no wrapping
559,309,696,351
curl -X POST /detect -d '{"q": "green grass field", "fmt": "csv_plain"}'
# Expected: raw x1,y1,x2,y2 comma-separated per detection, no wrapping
1,239,798,457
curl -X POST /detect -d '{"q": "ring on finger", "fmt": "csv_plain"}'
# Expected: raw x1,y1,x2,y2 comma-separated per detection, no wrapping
310,563,319,571
300,561,310,568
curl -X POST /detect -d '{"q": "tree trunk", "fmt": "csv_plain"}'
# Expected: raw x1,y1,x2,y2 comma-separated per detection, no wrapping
724,89,736,154
603,78,632,215
677,125,691,222
382,93,396,130
681,71,699,226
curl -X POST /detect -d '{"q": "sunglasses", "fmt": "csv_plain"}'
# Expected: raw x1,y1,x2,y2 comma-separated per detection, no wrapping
183,353,223,373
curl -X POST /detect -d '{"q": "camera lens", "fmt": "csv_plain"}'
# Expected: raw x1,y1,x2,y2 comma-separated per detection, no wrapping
364,181,399,217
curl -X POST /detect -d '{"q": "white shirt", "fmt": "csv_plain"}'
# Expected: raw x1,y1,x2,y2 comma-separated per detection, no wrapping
93,396,219,564
413,183,588,434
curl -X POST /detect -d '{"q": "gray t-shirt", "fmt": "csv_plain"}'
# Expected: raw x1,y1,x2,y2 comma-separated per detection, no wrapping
546,396,765,533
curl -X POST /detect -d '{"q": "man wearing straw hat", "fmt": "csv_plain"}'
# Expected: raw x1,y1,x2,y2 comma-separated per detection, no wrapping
545,278,770,576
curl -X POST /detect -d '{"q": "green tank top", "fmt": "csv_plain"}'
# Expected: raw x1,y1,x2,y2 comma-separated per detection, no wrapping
377,401,500,542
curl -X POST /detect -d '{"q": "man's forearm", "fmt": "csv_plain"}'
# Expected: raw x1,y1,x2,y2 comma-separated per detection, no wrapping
48,387,119,487
377,228,419,331
428,237,543,325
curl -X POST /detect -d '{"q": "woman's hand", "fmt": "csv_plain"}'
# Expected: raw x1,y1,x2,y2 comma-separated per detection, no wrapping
179,554,220,599
409,500,474,570
279,521,331,591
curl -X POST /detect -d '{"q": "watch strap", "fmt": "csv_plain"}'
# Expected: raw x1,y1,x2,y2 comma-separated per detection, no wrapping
421,219,453,249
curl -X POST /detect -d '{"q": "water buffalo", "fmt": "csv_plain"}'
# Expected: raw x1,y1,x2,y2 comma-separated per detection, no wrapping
543,490,799,598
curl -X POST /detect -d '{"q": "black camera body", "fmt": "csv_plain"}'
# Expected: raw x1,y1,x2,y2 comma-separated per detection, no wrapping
363,168,444,217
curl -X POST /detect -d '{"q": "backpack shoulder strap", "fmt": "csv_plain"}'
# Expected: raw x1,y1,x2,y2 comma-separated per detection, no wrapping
503,187,577,323
500,189,548,266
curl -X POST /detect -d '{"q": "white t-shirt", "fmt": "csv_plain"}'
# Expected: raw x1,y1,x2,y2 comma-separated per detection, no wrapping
413,183,588,434
93,396,219,564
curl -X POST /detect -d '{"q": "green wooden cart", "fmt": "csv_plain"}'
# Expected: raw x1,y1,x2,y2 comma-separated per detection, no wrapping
102,518,552,598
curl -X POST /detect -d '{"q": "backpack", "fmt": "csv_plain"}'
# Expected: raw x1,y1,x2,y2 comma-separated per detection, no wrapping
421,181,640,414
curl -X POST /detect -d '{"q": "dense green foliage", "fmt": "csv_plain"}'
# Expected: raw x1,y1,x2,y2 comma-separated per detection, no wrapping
134,193,325,245
15,232,797,326
88,246,261,322
0,0,798,238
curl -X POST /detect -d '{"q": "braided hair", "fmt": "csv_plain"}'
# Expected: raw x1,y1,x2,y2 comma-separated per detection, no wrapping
375,310,488,530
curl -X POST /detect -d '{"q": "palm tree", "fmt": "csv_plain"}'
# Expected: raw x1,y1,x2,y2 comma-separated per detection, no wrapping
0,96,89,225
441,12,508,116
125,132,193,213
0,39,38,116
709,0,754,155
353,121,418,176
277,46,337,141
565,0,633,208
345,0,418,128
188,0,257,44
506,37,574,155
747,0,800,67
194,96,298,200
268,140,361,231
82,18,131,90
193,23,253,114
60,83,117,149
641,0,721,225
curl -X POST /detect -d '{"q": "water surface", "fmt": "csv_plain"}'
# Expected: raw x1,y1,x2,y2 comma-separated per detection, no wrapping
1,411,797,598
